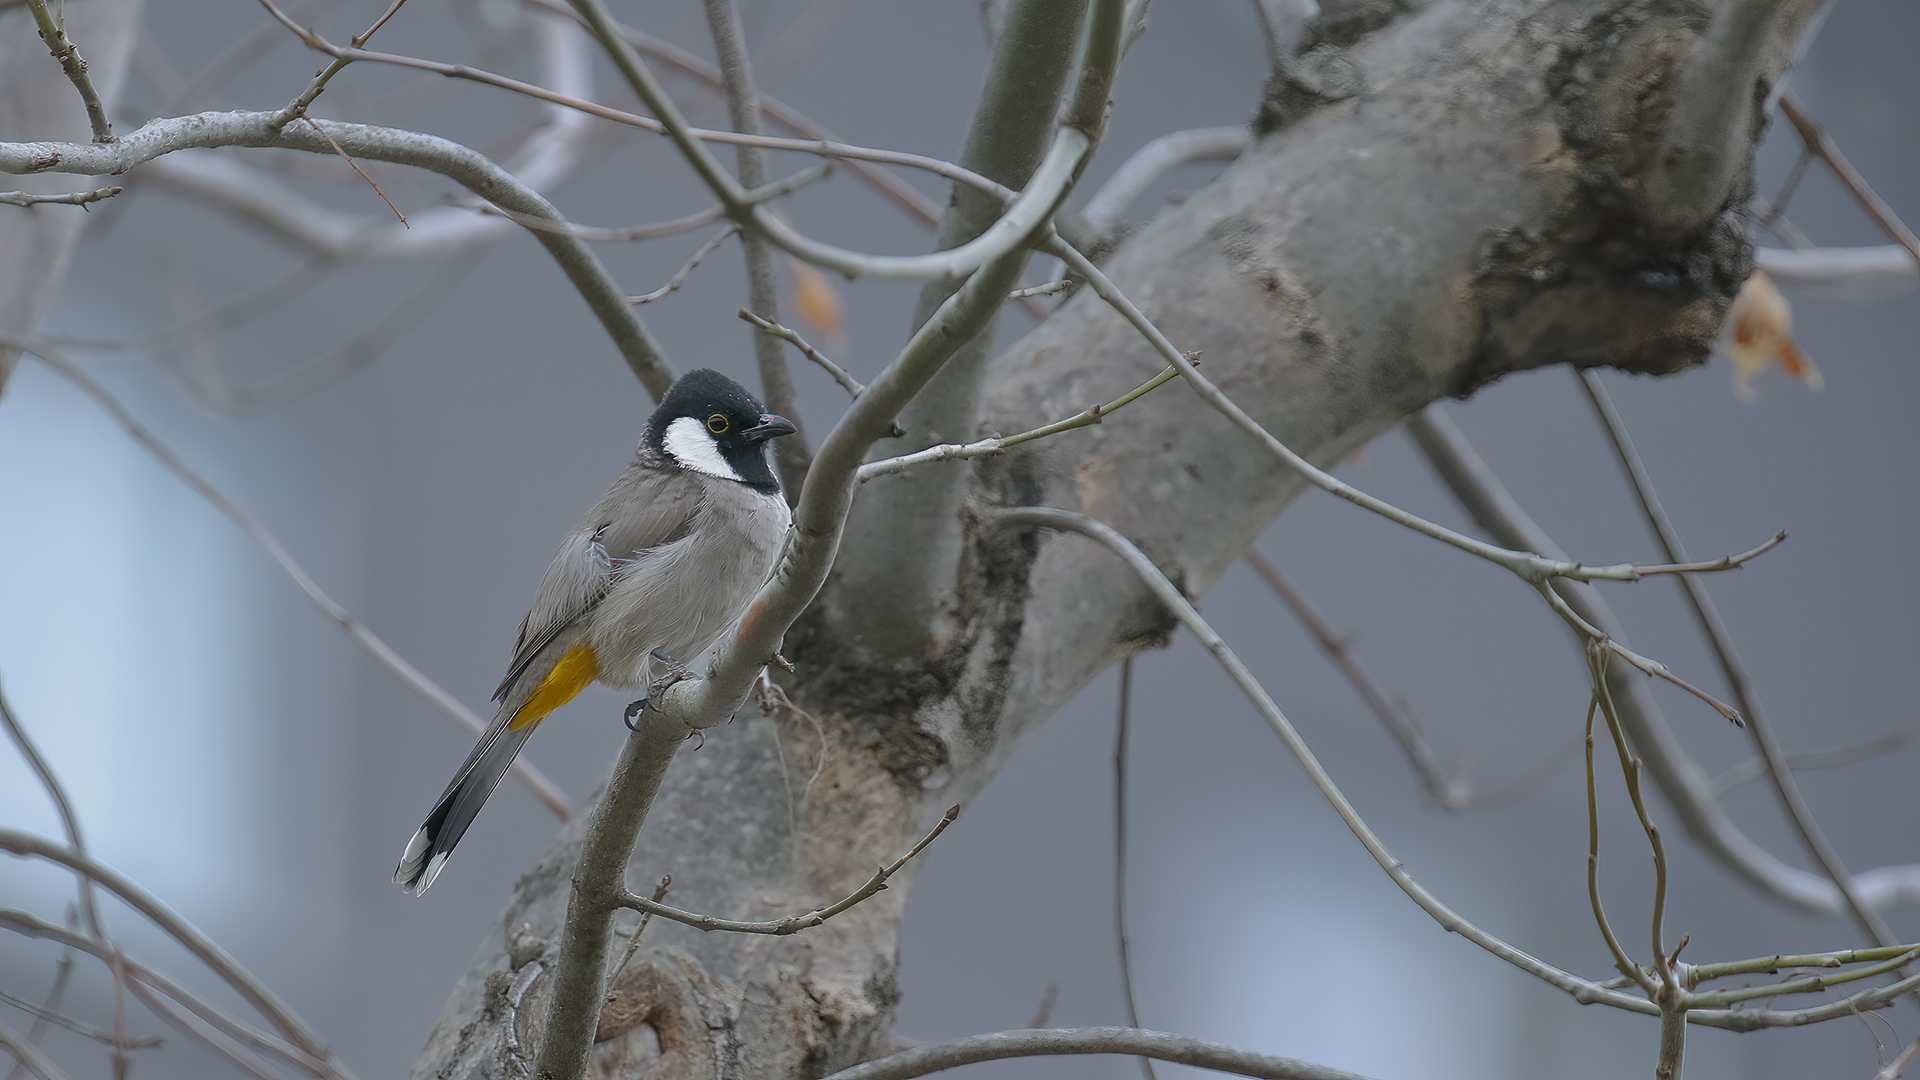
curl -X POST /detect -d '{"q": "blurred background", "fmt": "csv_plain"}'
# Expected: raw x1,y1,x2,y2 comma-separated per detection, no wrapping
1,1,1915,1078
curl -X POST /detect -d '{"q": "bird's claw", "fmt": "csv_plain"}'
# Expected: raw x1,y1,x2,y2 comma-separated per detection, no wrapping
623,697,648,732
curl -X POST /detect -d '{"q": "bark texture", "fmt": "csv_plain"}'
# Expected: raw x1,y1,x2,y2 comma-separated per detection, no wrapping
414,0,1807,1074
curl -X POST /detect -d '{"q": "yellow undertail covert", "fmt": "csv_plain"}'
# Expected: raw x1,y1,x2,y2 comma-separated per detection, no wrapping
509,643,600,730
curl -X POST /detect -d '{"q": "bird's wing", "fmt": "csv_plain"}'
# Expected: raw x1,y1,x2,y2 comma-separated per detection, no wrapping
492,461,705,702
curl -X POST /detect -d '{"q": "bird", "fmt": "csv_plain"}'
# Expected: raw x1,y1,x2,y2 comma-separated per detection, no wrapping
394,369,797,895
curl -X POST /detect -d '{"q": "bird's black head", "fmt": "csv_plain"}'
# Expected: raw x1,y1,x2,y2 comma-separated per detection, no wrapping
644,369,797,493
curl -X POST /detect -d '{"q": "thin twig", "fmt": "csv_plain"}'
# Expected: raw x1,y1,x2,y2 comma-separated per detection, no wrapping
518,0,945,227
1586,695,1655,993
1406,404,1920,915
301,117,408,225
23,0,114,143
0,990,161,1050
195,254,477,412
1778,92,1920,271
856,360,1186,482
737,310,867,398
1044,234,1776,591
628,225,737,304
607,875,670,986
1113,659,1158,1080
468,161,831,243
816,1027,1378,1080
5,952,73,1080
1577,370,1905,964
617,807,959,934
568,0,1089,280
0,187,121,207
6,336,570,820
352,0,409,45
991,507,1920,1035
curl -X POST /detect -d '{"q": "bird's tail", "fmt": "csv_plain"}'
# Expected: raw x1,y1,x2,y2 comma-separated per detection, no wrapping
393,712,537,895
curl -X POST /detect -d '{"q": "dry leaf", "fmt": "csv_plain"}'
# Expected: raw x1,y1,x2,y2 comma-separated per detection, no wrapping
789,258,843,342
1724,269,1823,401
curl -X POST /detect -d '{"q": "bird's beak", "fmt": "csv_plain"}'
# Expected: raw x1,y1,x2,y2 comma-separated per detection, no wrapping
744,413,798,441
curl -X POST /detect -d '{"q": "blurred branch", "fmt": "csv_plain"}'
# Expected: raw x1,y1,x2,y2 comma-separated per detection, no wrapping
701,0,814,496
0,831,334,1066
1081,126,1246,230
0,990,160,1051
3,335,571,821
1113,659,1158,1080
818,1027,1377,1080
0,1018,68,1080
1242,548,1470,808
470,160,831,242
0,910,331,1079
1405,403,1920,915
1711,729,1915,796
1777,92,1920,272
517,0,943,225
0,679,100,934
23,0,114,143
615,805,957,934
1756,245,1918,291
566,0,1087,280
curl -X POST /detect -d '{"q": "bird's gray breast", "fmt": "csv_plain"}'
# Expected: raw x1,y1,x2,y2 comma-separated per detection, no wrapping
584,478,790,688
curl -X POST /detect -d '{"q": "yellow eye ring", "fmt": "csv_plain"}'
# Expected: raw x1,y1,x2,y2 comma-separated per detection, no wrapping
706,413,731,434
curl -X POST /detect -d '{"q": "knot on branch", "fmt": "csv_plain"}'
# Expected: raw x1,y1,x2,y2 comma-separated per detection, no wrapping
1457,6,1756,386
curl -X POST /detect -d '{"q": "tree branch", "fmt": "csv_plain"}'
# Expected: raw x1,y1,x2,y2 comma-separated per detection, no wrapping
819,1027,1379,1080
22,0,114,143
1405,403,1920,915
701,0,813,497
0,109,675,396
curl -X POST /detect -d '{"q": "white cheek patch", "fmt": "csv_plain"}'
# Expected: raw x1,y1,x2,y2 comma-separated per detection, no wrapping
663,415,745,482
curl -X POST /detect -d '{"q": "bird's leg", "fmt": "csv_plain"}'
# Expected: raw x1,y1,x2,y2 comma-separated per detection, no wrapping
624,649,699,732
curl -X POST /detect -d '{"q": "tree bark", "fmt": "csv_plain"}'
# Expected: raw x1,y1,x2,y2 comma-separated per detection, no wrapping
412,0,1816,1075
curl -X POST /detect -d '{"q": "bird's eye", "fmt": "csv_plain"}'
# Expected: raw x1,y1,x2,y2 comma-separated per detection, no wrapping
706,413,730,434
